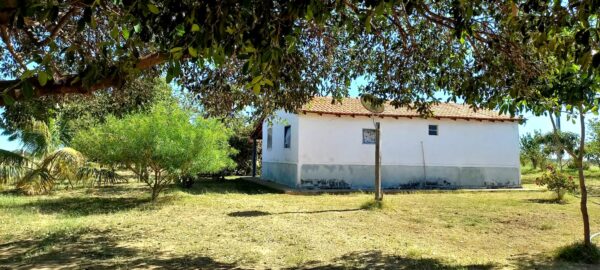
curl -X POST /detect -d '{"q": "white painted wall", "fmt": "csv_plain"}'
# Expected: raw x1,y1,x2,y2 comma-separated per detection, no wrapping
297,113,520,168
262,111,300,164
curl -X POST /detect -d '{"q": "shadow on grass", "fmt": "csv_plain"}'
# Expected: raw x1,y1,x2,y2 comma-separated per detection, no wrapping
508,252,599,270
0,230,495,270
0,228,244,270
181,178,282,195
285,250,495,270
1,196,151,217
82,183,149,195
228,208,362,217
525,198,568,205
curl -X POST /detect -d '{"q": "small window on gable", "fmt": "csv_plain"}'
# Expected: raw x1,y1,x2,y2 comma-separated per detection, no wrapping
267,127,273,149
284,125,291,148
428,125,438,136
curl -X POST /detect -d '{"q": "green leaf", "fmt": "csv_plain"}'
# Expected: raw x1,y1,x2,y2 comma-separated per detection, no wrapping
122,28,130,40
305,4,314,20
2,93,15,105
191,24,200,32
170,47,183,53
188,47,198,57
252,84,261,94
251,75,263,84
22,80,34,98
365,15,372,33
166,69,174,83
264,78,273,87
243,44,256,53
134,23,142,33
110,27,119,40
38,71,48,86
213,51,225,66
20,70,35,79
147,4,159,14
175,24,185,36
90,16,97,29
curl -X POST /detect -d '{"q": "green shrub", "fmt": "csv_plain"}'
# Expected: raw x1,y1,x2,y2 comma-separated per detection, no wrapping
555,242,600,264
360,199,386,210
535,165,578,201
567,161,590,170
73,103,236,200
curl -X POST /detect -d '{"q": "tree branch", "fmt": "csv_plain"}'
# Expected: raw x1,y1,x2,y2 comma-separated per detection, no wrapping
38,7,80,46
0,52,170,106
0,25,27,70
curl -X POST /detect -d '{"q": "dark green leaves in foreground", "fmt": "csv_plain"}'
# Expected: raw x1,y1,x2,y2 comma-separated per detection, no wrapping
0,1,599,116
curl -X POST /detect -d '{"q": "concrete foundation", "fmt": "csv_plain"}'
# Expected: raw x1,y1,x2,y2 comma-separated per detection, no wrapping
261,162,298,188
298,164,520,190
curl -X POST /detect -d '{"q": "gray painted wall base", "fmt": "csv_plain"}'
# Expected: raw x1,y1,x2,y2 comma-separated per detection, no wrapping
264,163,520,190
300,164,520,189
261,162,297,188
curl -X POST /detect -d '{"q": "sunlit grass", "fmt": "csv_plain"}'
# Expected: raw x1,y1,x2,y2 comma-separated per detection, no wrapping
0,177,599,268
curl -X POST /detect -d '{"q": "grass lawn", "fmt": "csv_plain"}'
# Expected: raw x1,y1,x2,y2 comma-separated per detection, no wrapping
1,176,600,269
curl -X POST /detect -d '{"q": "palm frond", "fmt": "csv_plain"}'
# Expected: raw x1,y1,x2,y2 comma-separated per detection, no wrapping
15,147,85,194
21,119,53,157
16,168,53,195
43,147,85,180
0,149,28,167
0,164,25,185
0,149,29,185
77,163,125,186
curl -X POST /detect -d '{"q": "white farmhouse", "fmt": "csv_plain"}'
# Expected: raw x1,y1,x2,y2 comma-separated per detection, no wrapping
260,97,521,190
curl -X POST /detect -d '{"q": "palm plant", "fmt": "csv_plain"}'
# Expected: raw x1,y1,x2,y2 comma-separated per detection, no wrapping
0,118,85,194
77,162,126,186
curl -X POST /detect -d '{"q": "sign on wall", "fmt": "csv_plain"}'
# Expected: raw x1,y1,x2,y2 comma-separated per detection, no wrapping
363,129,376,144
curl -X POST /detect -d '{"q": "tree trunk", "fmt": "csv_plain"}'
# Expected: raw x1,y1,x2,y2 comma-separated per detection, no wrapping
577,112,591,246
151,170,160,201
550,110,591,245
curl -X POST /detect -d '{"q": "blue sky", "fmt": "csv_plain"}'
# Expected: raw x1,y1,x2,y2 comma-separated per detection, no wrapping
0,79,589,151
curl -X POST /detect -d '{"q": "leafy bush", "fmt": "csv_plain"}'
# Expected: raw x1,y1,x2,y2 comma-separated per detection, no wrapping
567,160,590,170
555,242,600,264
535,165,578,201
520,131,547,169
73,103,236,200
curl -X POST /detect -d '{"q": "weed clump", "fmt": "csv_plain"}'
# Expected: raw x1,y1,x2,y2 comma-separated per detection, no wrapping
555,242,600,264
360,199,386,210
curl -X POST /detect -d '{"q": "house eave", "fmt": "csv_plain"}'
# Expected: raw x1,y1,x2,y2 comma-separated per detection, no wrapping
298,110,521,123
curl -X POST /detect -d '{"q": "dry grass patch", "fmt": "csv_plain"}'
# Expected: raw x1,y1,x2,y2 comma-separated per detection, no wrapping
0,177,599,269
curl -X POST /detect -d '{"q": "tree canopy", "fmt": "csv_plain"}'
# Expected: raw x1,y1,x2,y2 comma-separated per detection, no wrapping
71,102,236,200
1,1,597,116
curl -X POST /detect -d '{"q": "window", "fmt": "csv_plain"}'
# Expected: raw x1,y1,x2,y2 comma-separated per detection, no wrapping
428,125,438,136
284,125,291,148
267,127,272,149
363,129,376,144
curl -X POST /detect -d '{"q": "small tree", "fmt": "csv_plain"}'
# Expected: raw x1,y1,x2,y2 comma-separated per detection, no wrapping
586,120,600,168
536,165,578,202
73,103,236,200
520,131,546,169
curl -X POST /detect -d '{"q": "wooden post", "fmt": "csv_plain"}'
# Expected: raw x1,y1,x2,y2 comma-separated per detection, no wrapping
375,122,382,201
252,138,257,178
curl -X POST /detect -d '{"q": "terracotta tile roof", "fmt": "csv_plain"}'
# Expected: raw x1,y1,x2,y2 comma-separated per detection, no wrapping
299,97,519,122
